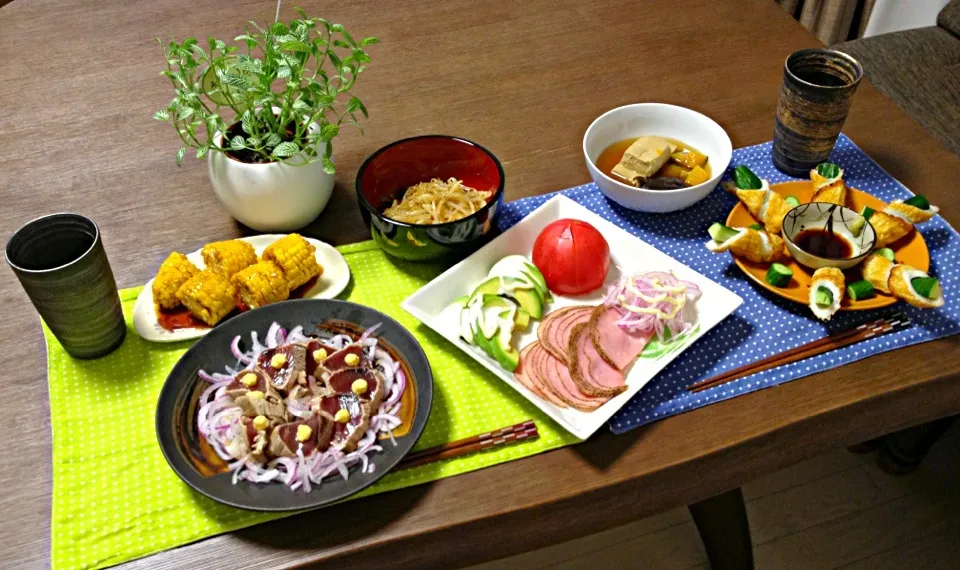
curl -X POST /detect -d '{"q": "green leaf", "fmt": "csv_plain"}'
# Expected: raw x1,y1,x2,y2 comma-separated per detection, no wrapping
333,40,351,49
230,136,245,150
277,66,292,79
352,50,371,64
359,37,380,46
280,41,310,52
176,147,187,166
241,111,253,134
319,123,339,141
222,73,252,89
246,136,261,148
341,30,356,46
330,23,344,32
153,109,170,121
190,44,207,60
292,98,311,112
265,133,282,147
321,155,335,174
177,106,195,120
271,141,300,158
347,96,368,118
196,146,209,160
234,34,257,43
270,22,289,35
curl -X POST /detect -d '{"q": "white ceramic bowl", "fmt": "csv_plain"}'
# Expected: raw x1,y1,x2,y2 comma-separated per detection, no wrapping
582,103,732,213
782,202,876,270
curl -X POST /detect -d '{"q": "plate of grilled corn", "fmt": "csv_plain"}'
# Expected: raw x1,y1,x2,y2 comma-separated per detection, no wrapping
134,234,350,342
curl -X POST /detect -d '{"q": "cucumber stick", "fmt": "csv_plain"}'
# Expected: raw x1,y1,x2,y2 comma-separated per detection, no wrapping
765,263,793,287
748,223,763,231
911,277,940,299
815,287,834,307
732,165,762,190
846,280,875,301
784,195,801,208
903,195,930,210
708,223,739,243
874,247,895,261
816,162,841,179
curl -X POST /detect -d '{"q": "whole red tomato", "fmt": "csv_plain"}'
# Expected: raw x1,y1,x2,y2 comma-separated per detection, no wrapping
532,219,610,295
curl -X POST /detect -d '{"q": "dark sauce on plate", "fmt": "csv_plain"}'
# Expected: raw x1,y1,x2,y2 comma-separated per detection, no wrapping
795,228,853,259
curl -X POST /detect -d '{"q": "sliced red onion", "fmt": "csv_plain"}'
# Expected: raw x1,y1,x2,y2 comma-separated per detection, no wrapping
286,325,308,344
383,369,406,408
265,323,281,348
359,323,382,342
286,399,313,419
230,335,253,365
250,331,265,353
306,374,321,394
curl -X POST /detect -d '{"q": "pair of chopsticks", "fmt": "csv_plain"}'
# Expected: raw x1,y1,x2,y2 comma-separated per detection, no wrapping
398,420,538,469
687,313,912,393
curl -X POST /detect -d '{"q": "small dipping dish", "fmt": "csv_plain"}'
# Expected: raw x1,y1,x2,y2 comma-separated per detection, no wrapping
782,202,876,270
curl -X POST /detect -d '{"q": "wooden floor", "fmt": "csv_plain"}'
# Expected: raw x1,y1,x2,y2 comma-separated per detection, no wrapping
471,423,960,569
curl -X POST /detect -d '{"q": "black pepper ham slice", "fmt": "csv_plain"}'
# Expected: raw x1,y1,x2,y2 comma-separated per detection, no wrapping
537,306,593,364
520,342,569,408
589,306,654,371
568,323,627,397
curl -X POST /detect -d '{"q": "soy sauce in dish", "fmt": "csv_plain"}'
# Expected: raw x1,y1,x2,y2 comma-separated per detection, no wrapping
795,228,853,259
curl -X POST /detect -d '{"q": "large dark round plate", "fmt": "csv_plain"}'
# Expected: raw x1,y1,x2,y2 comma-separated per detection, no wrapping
156,299,433,511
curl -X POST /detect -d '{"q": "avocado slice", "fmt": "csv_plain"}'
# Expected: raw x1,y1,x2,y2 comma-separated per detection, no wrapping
471,321,494,357
514,308,531,330
489,332,520,371
468,276,501,305
510,287,543,319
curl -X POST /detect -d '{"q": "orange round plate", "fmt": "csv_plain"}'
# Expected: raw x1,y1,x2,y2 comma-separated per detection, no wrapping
726,180,930,310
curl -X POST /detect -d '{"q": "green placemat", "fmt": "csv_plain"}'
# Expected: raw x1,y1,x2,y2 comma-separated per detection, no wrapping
49,240,577,570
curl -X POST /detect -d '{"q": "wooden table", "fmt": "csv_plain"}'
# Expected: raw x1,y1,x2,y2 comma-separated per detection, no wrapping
1,0,958,567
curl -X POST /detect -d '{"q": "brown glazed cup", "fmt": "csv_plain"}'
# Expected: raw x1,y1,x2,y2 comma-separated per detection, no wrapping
772,49,863,177
6,213,126,359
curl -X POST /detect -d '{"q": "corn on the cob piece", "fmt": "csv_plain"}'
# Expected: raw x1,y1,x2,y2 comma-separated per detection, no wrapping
176,270,236,326
201,240,257,278
261,234,322,290
153,252,200,310
232,261,290,309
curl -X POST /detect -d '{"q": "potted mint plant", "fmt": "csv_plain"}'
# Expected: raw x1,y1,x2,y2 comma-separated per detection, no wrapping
154,10,377,231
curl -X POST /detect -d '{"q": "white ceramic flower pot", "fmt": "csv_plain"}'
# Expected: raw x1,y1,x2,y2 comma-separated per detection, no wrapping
208,126,334,232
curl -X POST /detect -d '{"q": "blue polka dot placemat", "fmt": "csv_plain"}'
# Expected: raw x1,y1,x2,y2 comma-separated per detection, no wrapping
497,134,960,434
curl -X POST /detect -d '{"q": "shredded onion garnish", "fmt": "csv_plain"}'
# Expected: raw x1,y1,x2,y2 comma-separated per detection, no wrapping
196,322,406,491
603,271,701,341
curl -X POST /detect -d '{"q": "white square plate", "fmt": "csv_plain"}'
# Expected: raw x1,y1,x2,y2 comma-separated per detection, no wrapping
401,195,742,439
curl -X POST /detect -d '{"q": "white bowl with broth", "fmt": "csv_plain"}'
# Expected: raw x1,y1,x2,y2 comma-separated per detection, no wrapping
583,104,732,213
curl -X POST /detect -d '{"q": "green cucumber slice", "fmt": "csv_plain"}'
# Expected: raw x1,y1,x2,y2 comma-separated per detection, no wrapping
846,280,875,301
903,195,930,210
860,206,875,221
911,277,940,299
816,162,841,179
874,247,895,261
748,223,763,231
732,165,763,190
765,263,793,287
849,214,866,237
784,196,802,208
708,223,739,243
815,287,834,307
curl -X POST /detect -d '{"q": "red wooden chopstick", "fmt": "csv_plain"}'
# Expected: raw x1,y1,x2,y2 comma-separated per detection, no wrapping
398,420,538,469
687,313,911,393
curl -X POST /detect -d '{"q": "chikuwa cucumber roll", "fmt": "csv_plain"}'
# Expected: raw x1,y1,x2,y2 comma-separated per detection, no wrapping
809,267,845,321
722,166,792,235
810,162,846,206
888,265,944,309
706,224,786,263
861,251,895,294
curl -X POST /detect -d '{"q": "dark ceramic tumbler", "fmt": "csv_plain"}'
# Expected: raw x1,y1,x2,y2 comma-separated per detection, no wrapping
6,213,126,358
772,49,863,177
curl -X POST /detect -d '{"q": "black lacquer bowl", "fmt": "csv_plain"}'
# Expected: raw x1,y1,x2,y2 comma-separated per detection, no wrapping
156,299,433,511
356,135,505,262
